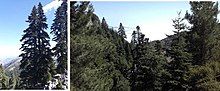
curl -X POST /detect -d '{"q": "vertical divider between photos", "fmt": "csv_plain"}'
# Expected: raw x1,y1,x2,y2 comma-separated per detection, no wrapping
67,0,71,90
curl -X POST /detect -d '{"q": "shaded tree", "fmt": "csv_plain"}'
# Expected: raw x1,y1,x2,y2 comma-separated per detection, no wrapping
70,2,130,91
185,1,219,65
51,0,68,89
19,3,55,89
164,11,192,91
118,23,127,38
51,0,67,75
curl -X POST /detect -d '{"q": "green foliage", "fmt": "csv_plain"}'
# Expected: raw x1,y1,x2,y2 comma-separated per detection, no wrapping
183,1,220,91
184,2,220,90
51,0,67,75
71,29,130,91
130,27,168,91
70,1,94,35
70,1,131,91
101,17,109,30
51,1,68,89
0,64,9,89
19,3,55,89
185,1,219,65
188,61,220,91
70,1,220,91
164,11,192,91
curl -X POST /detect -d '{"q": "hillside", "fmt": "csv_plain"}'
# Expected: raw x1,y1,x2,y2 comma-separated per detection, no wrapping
71,1,220,91
4,58,21,76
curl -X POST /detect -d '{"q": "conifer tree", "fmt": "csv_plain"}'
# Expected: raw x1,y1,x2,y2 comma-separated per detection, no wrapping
19,3,55,89
118,23,127,38
70,1,77,30
185,1,220,90
152,40,168,90
0,64,8,89
131,31,138,45
185,1,219,65
101,17,108,30
51,1,67,89
70,1,93,35
164,11,192,91
130,26,168,91
101,17,112,38
155,40,163,54
71,2,131,91
130,26,143,60
51,0,67,76
8,77,14,89
130,26,147,90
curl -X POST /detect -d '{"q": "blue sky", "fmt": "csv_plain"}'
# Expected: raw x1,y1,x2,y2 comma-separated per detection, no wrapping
92,1,191,41
0,0,62,60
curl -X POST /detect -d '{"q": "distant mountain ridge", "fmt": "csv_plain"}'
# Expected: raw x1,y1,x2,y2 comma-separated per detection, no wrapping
0,57,17,65
3,57,21,68
150,31,188,51
1,57,21,78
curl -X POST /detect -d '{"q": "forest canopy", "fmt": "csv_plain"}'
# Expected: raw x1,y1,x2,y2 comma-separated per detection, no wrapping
71,1,220,91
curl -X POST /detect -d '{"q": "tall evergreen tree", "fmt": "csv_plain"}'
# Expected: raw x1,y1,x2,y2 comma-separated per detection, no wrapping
131,26,143,45
152,41,168,90
185,1,219,65
118,23,127,38
185,1,220,90
101,17,112,38
164,11,192,91
101,17,108,30
51,0,67,75
130,26,144,60
51,1,68,89
131,31,138,45
129,26,147,90
130,26,168,91
70,1,93,35
19,3,55,89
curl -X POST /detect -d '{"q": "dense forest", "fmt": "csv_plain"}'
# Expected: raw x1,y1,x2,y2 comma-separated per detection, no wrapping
71,1,220,91
0,0,67,90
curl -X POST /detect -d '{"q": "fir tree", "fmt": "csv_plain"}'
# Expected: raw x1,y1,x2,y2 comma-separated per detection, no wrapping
70,1,93,35
101,17,108,30
164,11,192,91
185,1,220,90
185,1,219,65
19,3,55,89
70,1,77,30
130,26,146,90
131,31,137,45
101,17,111,38
152,41,168,90
118,23,127,38
70,2,131,91
51,1,67,89
130,26,168,91
51,0,67,76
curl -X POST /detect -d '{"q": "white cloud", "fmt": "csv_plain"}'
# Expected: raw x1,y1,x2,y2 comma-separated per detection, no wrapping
43,0,63,13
